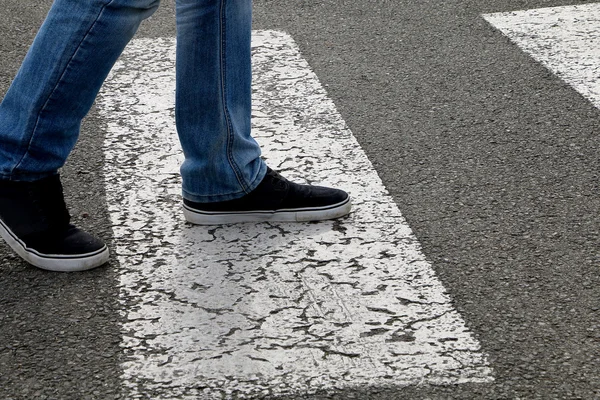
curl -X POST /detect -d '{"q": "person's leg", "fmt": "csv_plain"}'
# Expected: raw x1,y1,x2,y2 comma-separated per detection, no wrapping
175,0,266,203
175,0,351,224
0,0,159,181
0,0,159,271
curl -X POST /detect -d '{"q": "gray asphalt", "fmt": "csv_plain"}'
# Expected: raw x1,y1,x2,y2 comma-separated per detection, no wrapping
1,0,599,399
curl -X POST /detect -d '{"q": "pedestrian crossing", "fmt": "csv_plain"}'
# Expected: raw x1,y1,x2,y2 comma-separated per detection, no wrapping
95,3,600,396
99,31,492,398
1,0,598,398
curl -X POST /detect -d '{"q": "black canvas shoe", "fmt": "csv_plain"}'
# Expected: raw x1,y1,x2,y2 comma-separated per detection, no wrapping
0,174,109,272
183,168,352,225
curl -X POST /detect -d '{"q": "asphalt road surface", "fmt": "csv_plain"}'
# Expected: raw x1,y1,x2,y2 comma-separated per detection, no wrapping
0,0,599,399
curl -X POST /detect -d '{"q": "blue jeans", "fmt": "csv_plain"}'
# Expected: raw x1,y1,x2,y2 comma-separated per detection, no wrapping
0,0,266,202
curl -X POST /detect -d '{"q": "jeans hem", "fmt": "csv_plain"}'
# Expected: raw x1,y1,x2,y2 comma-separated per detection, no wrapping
181,162,267,203
0,170,58,182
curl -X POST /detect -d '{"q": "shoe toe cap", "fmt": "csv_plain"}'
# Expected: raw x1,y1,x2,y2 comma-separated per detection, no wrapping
286,183,349,208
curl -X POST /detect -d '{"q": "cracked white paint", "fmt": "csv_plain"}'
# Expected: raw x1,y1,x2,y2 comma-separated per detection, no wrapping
484,3,600,109
99,31,492,398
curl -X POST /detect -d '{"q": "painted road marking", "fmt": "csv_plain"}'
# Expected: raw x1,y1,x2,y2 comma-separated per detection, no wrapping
484,3,600,109
99,31,492,398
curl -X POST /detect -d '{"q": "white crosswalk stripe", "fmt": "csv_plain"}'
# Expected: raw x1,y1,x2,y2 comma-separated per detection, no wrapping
483,3,600,109
99,31,492,398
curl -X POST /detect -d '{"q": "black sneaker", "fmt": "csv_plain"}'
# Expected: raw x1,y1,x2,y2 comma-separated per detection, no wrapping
183,168,352,225
0,174,109,272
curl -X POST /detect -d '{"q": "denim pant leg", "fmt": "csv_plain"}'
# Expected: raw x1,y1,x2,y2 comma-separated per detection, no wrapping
176,0,266,203
0,0,159,181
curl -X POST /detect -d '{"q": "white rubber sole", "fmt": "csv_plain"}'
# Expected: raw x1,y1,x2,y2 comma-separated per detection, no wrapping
183,196,352,225
0,219,109,272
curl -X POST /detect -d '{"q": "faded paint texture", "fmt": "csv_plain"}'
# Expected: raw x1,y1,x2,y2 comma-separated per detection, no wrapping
99,31,492,398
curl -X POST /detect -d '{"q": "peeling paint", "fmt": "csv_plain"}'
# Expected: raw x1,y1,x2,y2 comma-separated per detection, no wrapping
99,31,492,398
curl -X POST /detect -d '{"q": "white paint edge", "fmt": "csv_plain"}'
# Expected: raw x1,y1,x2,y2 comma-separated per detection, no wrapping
483,3,600,109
